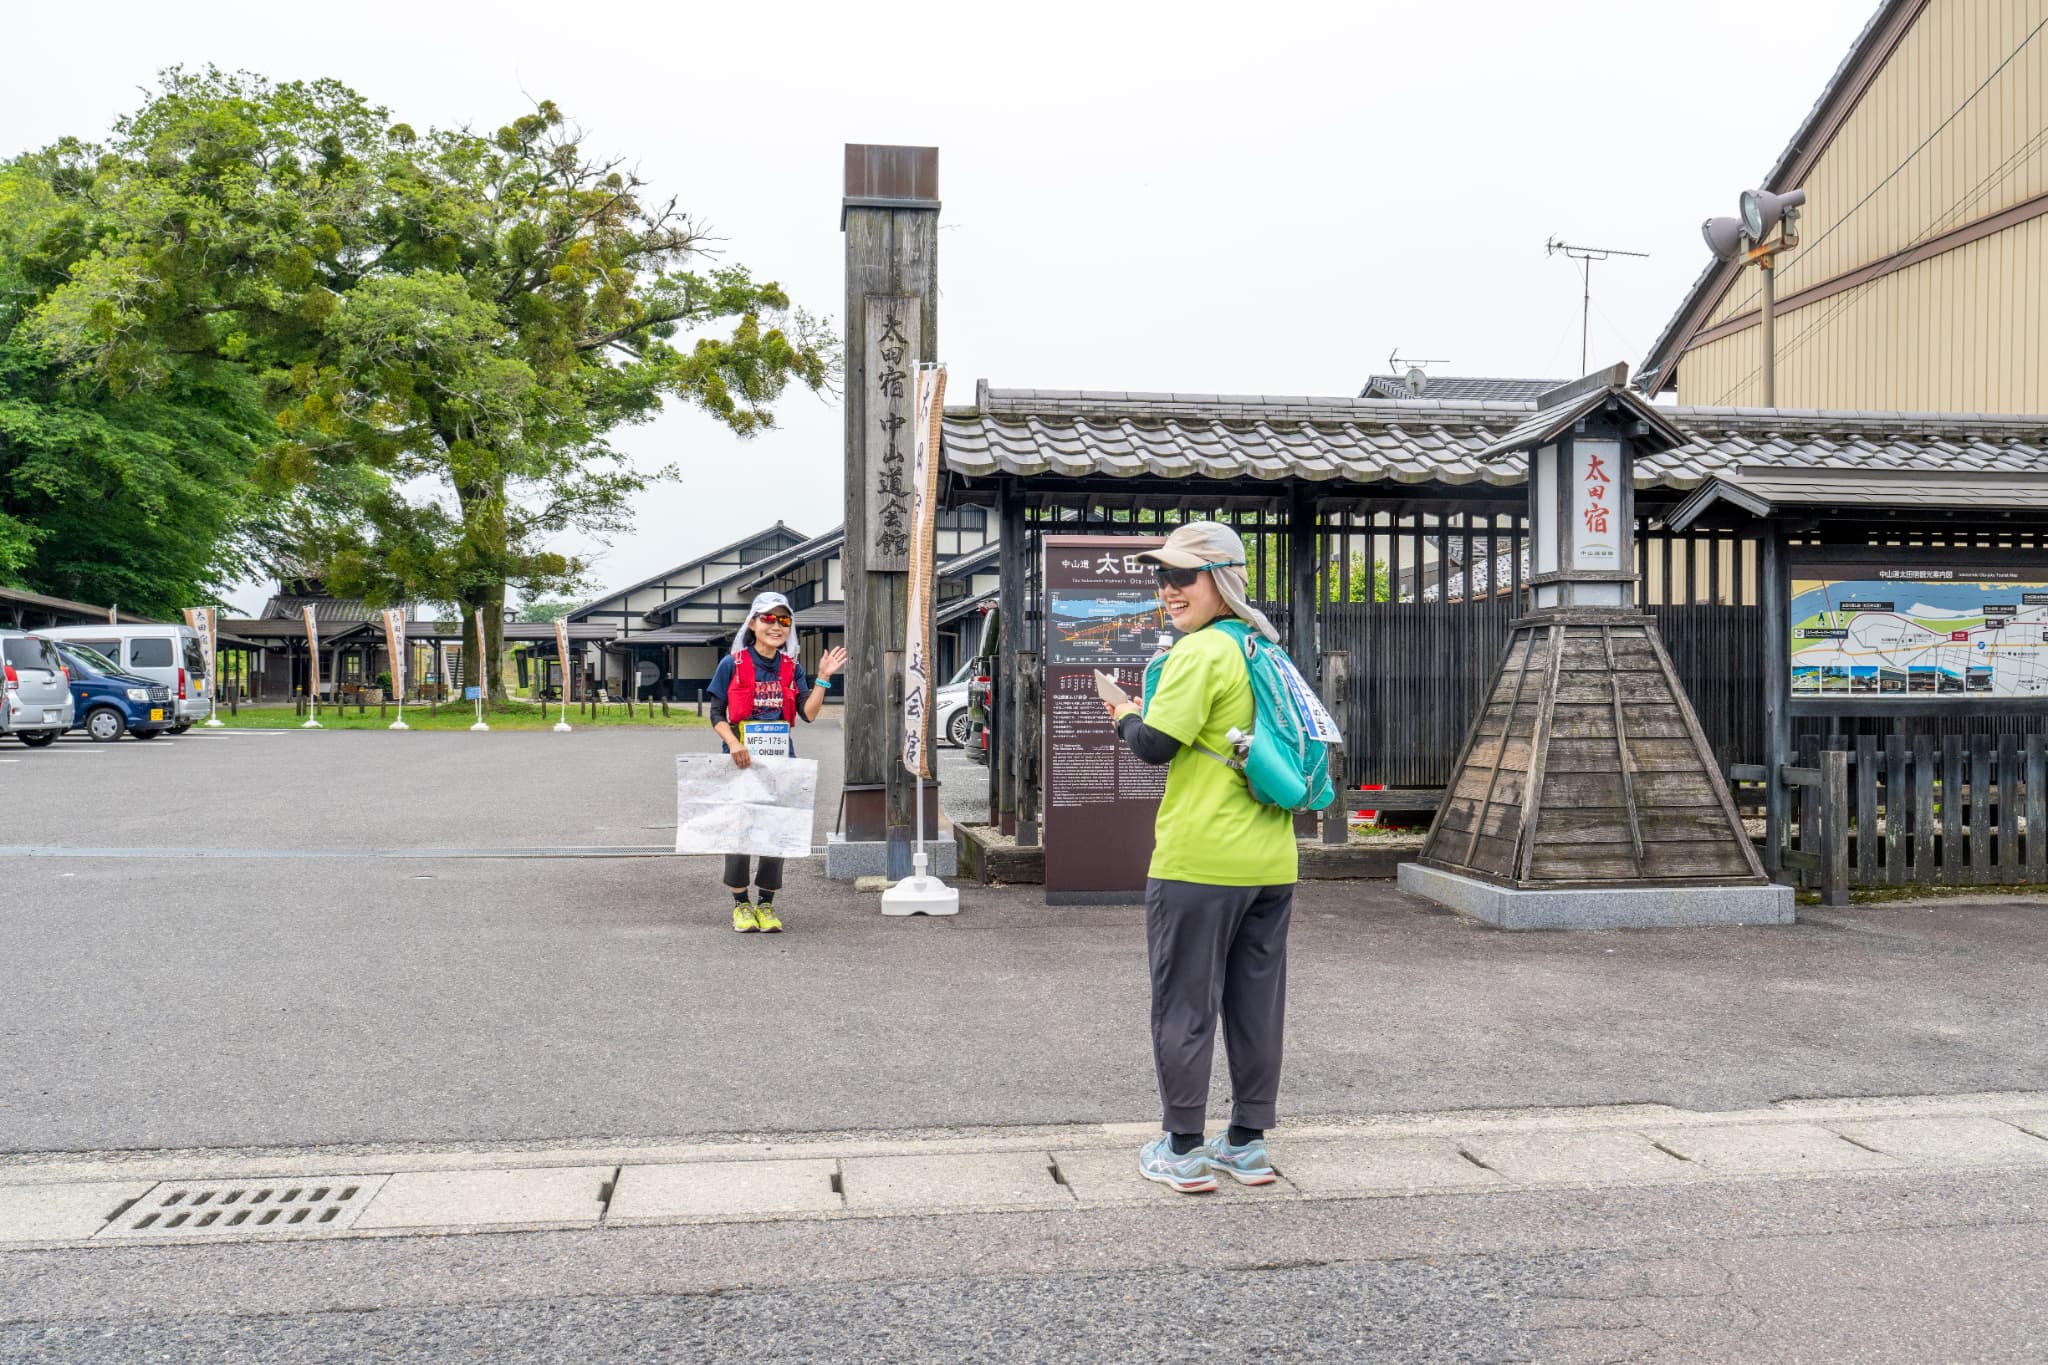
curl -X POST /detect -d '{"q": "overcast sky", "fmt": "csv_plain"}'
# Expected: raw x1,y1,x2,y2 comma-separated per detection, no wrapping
5,0,1877,613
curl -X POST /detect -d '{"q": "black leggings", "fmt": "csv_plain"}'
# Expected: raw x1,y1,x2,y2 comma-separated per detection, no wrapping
724,856,784,893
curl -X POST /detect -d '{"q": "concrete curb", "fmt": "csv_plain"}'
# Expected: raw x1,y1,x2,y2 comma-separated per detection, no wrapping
3,1091,2044,1251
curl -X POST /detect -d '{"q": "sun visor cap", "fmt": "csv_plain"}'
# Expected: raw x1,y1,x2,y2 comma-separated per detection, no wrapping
1135,521,1249,571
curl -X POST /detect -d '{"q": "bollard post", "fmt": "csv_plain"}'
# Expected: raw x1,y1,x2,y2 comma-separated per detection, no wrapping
1820,748,1850,907
1319,651,1351,845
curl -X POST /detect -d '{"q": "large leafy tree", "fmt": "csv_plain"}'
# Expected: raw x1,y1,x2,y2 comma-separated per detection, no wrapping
0,159,271,613
29,69,831,693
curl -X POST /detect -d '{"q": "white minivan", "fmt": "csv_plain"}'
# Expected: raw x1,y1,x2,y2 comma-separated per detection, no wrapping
40,624,212,729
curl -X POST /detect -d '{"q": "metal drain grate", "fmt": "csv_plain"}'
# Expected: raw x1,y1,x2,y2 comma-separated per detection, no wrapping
96,1175,389,1239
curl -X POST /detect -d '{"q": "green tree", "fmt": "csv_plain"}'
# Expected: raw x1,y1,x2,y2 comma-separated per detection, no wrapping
518,598,578,623
0,159,271,612
28,70,832,695
1330,552,1391,603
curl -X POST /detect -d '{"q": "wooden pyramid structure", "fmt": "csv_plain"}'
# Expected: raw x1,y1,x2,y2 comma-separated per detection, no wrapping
1417,611,1765,886
1415,373,1768,891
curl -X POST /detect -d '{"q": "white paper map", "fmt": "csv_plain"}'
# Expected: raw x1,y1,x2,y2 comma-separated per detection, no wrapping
1791,567,2048,697
675,754,818,858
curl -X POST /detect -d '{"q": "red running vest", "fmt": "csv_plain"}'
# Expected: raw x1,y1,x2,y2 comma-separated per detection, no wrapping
727,649,798,722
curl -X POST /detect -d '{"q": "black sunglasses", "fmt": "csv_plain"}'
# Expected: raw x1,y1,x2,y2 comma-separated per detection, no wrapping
1152,559,1244,589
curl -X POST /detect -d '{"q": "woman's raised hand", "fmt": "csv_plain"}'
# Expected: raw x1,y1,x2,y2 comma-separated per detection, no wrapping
817,646,849,681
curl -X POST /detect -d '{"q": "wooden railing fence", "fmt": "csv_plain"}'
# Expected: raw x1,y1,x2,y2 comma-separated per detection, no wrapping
1737,736,2048,903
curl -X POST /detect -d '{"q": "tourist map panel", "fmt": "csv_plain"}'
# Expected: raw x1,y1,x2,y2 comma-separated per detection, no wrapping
1790,562,2048,698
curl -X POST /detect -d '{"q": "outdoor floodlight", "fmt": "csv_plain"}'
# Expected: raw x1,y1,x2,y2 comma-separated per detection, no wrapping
1701,216,1747,261
1740,187,1807,241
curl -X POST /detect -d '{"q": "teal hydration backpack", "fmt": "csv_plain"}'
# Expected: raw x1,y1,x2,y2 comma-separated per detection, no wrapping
1143,619,1338,814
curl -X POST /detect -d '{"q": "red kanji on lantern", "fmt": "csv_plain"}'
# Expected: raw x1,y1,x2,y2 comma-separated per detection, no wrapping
1584,504,1610,534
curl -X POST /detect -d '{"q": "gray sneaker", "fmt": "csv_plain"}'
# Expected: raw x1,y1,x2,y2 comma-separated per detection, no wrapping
1138,1135,1217,1193
1204,1134,1276,1186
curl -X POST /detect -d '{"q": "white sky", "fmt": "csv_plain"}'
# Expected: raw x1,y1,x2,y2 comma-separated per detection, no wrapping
3,0,1878,613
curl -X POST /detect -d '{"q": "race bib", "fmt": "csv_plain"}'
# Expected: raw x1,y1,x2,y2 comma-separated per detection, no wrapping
740,721,792,760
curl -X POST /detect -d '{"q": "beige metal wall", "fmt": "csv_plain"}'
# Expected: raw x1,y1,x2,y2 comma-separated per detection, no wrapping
1683,212,2047,410
1679,0,2048,410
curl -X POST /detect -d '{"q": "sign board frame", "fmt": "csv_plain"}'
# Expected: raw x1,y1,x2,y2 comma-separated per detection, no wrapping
1041,534,1174,904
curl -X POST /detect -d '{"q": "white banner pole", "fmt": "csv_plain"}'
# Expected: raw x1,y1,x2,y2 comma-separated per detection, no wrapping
471,607,491,732
384,609,409,730
301,606,323,728
553,617,572,732
882,363,957,917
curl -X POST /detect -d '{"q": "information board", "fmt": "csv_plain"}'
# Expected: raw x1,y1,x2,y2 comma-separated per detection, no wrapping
1042,535,1175,903
1790,560,2048,698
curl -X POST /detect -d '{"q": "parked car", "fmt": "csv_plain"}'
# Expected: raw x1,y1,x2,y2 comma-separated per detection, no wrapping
934,659,977,748
39,623,211,731
1,631,76,747
53,643,175,742
964,606,999,767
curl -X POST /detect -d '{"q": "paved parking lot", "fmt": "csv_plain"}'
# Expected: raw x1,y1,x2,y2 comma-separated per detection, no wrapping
4,718,2048,1155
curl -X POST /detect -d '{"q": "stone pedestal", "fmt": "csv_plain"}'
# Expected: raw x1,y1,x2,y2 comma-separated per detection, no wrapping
1399,862,1793,930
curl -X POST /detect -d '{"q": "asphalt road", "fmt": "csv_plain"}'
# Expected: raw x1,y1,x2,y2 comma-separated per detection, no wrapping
3,1167,2043,1361
7,719,2048,1359
0,712,990,850
3,723,2048,1150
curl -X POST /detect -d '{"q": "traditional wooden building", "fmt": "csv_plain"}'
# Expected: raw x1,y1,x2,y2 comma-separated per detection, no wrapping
566,523,808,700
1640,0,2048,411
938,378,2048,886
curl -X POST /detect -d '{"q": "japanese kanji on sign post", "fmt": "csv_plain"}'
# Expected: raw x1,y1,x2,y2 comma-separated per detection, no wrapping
1570,441,1622,569
863,297,923,572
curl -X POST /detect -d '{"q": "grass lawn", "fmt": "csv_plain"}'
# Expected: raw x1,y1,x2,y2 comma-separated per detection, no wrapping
207,700,710,731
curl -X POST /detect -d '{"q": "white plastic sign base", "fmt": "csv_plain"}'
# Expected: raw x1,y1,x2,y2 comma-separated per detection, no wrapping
881,854,959,916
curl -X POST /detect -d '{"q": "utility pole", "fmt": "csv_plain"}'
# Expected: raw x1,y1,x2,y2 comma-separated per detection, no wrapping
1546,238,1649,376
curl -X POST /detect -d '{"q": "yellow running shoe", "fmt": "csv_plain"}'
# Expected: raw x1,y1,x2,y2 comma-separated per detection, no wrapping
732,902,759,933
753,902,784,933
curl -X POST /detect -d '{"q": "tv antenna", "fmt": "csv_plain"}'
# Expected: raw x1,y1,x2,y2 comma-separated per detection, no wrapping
1387,350,1450,396
1545,237,1648,375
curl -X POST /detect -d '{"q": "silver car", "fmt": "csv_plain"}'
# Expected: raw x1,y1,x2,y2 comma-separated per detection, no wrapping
1,631,77,747
935,660,976,747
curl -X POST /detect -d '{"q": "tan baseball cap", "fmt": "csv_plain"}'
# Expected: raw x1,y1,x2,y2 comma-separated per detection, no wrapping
1135,521,1249,572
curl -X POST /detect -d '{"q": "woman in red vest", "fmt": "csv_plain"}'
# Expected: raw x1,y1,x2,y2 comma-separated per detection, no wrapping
708,592,846,932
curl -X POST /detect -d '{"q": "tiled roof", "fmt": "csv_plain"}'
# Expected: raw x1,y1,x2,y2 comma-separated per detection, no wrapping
939,541,1000,578
260,594,379,623
1669,466,2048,530
742,527,846,589
936,588,996,626
1359,375,1565,402
571,522,806,622
941,386,2048,494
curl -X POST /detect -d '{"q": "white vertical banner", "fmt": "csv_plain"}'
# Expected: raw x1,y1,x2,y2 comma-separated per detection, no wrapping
181,607,217,690
184,607,220,723
382,608,409,730
900,363,947,779
380,610,407,695
470,608,491,731
303,606,322,697
552,616,573,731
473,609,490,694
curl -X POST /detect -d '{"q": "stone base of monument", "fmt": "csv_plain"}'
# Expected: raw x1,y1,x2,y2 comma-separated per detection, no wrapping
825,833,957,880
1398,862,1794,930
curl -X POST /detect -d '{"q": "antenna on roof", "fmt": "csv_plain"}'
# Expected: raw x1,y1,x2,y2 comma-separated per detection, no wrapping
1546,237,1648,377
1387,350,1449,397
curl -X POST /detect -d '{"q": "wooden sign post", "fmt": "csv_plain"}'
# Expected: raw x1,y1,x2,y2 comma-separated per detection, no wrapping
832,145,944,881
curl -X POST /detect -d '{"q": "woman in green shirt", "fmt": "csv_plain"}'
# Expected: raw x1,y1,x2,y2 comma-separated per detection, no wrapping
1106,521,1299,1193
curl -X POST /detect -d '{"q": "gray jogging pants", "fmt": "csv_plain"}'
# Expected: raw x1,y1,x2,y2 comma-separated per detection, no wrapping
1145,877,1295,1134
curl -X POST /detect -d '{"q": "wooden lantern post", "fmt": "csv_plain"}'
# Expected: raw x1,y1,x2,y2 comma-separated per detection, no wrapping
1400,368,1791,928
